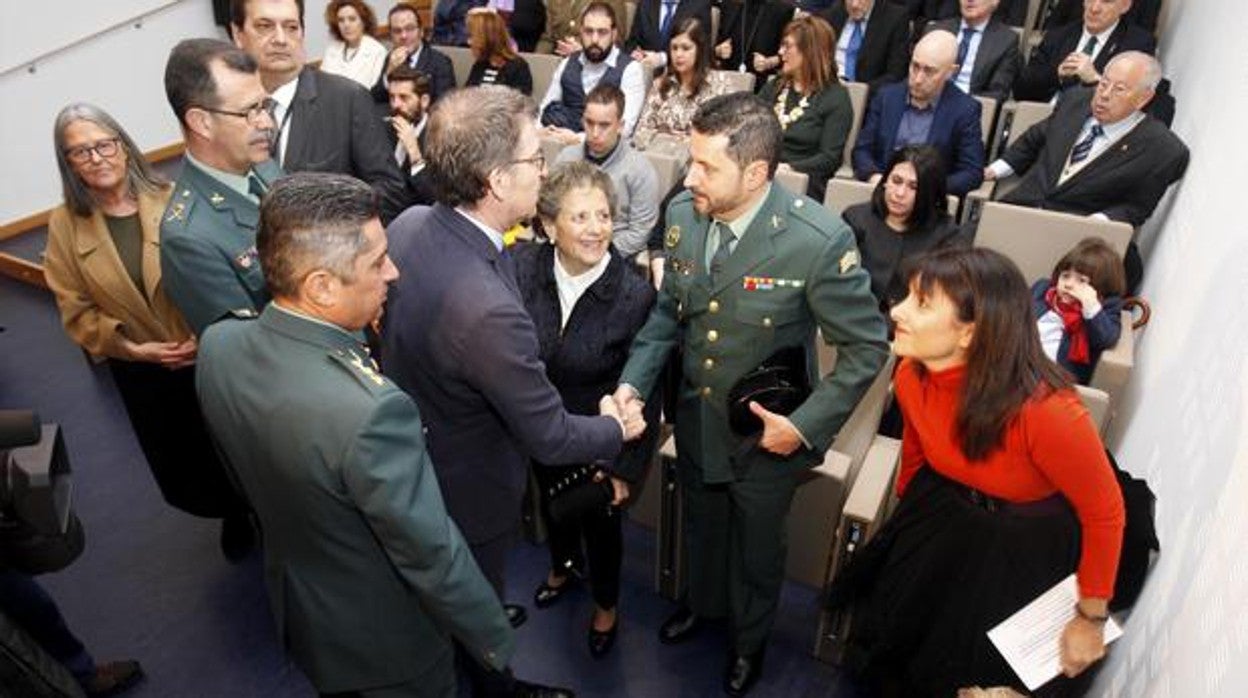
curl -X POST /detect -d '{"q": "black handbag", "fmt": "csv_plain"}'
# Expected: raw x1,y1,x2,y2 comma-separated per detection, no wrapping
545,465,614,524
727,345,812,437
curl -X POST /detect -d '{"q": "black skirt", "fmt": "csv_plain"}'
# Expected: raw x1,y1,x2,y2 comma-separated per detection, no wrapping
827,467,1092,697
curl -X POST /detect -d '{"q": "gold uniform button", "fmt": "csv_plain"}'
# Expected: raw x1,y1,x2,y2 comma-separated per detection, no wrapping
708,300,720,313
703,358,715,370
762,317,773,328
701,386,713,398
707,330,719,342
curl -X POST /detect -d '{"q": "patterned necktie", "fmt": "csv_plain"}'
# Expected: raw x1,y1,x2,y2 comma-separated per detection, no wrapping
659,0,678,40
1082,35,1099,56
844,21,864,82
1069,124,1104,165
957,28,977,71
707,221,734,277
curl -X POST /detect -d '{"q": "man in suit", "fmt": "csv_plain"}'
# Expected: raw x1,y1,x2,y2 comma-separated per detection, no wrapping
382,86,644,698
909,0,1027,27
197,172,515,698
985,51,1189,291
1014,0,1155,103
927,0,1022,101
433,0,488,46
713,0,795,89
625,0,714,69
818,0,911,92
230,0,409,224
852,30,986,195
385,65,436,206
376,1,457,101
1042,0,1161,36
614,92,889,696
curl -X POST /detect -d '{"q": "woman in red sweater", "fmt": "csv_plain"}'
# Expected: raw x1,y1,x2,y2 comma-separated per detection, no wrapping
828,247,1125,696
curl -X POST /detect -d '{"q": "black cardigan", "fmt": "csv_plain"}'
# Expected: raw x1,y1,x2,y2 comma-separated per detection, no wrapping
842,202,970,311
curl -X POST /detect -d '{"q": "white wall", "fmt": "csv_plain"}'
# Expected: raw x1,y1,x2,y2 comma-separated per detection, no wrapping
1093,1,1248,696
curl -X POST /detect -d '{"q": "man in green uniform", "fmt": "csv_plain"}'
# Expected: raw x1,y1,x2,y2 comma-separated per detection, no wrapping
196,172,513,697
614,92,889,696
161,38,282,336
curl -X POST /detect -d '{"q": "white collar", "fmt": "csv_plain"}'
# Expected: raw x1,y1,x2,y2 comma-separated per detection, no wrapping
1083,20,1119,44
960,17,991,32
455,206,506,252
270,77,298,109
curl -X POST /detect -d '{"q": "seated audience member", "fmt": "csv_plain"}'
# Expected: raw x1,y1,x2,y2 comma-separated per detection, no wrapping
759,15,854,199
1032,237,1126,385
509,0,547,52
1014,0,1155,103
320,0,388,89
624,0,713,69
925,0,1021,101
713,0,794,88
826,247,1125,696
984,51,1188,291
514,162,659,659
817,0,910,92
434,0,489,46
160,38,280,336
535,0,628,56
556,85,660,258
385,66,437,206
197,172,516,698
842,145,969,312
1042,0,1162,36
910,0,1028,27
44,102,253,560
373,2,457,103
466,7,534,94
852,30,985,196
633,17,730,146
231,0,408,223
540,2,647,140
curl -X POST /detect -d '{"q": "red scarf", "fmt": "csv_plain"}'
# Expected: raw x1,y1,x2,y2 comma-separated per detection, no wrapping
1045,286,1090,364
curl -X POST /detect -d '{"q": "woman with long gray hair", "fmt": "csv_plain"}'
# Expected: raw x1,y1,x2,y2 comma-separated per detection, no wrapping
42,103,253,561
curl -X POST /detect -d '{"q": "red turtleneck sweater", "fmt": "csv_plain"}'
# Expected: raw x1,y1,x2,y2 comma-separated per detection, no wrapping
894,358,1125,599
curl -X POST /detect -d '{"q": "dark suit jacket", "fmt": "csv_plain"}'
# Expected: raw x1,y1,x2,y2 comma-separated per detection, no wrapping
1013,20,1156,102
1042,0,1161,35
380,204,624,545
819,0,911,92
370,44,457,103
1030,280,1123,385
714,0,794,87
1000,87,1190,228
625,0,714,53
283,67,408,224
927,16,1021,101
852,81,986,195
384,121,436,207
911,0,1028,27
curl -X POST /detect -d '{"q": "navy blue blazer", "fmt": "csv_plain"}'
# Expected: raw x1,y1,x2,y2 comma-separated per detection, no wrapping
380,204,624,545
1031,279,1123,385
851,81,986,196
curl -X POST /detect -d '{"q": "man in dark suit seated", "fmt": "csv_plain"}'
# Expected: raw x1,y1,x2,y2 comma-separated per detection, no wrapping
984,52,1189,291
230,0,408,224
197,172,515,698
852,30,986,195
926,0,1022,101
1014,0,1155,103
908,0,1028,27
373,2,457,102
1042,0,1162,36
384,65,436,207
624,0,713,69
818,0,911,93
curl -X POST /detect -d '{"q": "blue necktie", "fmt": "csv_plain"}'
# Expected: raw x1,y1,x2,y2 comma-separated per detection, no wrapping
957,28,977,71
844,21,864,81
1069,124,1104,165
659,0,678,40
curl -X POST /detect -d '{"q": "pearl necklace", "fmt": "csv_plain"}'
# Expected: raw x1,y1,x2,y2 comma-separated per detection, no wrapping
774,86,810,131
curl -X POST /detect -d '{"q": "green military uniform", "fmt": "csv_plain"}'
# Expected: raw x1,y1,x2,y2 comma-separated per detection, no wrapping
197,305,513,696
619,183,889,654
160,157,282,335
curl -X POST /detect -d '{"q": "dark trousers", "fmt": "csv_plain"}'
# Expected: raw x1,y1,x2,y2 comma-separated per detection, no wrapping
318,654,456,698
458,530,517,697
0,571,94,682
533,465,624,610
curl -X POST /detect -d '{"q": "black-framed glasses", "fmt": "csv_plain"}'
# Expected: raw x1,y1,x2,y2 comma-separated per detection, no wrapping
196,98,277,126
507,151,546,171
64,138,121,164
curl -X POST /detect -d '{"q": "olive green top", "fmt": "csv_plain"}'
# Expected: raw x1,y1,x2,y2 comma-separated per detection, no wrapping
103,212,144,294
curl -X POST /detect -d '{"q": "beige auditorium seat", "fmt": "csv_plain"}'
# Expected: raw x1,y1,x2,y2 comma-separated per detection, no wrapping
775,168,809,196
992,99,1053,161
642,149,687,199
440,45,474,87
524,52,566,102
540,134,569,169
715,69,756,94
974,201,1132,285
823,178,959,217
624,1,637,40
974,94,998,150
837,81,870,180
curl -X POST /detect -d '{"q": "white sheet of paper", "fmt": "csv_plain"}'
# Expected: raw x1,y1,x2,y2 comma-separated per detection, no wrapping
987,574,1123,691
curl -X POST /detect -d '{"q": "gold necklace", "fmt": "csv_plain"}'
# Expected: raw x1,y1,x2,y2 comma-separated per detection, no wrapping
774,86,810,131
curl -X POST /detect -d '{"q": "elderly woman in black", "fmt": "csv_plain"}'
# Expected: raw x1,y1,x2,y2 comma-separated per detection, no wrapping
842,144,969,313
513,161,658,658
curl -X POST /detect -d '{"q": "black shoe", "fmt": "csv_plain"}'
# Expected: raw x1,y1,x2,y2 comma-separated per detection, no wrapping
505,603,528,628
723,650,764,696
587,617,618,658
83,659,144,696
513,678,576,698
533,575,577,609
658,606,701,645
219,514,254,562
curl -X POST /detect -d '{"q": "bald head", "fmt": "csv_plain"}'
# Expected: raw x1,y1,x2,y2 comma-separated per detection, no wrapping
909,30,959,105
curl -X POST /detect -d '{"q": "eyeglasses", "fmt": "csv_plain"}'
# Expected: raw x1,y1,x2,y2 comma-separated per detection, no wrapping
1096,77,1135,97
64,138,121,164
196,98,278,126
507,151,546,171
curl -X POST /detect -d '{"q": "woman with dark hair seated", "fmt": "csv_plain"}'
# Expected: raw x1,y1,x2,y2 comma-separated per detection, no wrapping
842,144,969,313
757,14,853,199
827,247,1125,695
513,162,659,658
633,17,730,148
465,7,533,95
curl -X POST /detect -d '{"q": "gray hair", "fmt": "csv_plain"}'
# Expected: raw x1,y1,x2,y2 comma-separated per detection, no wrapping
537,161,617,224
257,172,378,298
425,85,538,207
53,103,168,218
690,92,782,177
1107,50,1163,90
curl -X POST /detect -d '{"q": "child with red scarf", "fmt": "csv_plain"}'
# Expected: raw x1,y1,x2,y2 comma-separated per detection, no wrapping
1031,237,1126,384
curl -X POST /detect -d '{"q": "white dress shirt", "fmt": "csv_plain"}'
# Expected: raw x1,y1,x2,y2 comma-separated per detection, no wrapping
952,18,991,94
538,46,648,136
553,249,611,329
269,78,299,165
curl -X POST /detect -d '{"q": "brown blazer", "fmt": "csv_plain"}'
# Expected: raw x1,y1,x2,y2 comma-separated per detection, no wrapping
43,185,192,360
